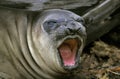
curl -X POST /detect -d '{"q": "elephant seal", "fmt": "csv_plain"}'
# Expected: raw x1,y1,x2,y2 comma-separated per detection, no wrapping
0,8,86,79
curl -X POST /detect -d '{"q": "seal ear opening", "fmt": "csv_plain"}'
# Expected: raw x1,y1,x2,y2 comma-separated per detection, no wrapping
58,38,81,67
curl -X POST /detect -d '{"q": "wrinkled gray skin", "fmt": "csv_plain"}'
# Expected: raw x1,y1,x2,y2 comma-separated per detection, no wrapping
0,8,86,79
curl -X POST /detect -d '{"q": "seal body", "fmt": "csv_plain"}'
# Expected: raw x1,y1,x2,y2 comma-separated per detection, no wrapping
0,8,86,79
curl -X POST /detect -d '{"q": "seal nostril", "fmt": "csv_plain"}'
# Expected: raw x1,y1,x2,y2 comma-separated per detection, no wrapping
76,27,81,32
68,28,73,32
67,28,76,35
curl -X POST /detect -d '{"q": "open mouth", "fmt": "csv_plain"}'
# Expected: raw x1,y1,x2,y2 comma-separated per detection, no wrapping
58,37,81,69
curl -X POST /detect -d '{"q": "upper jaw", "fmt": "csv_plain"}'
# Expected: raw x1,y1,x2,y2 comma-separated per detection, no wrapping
57,35,83,70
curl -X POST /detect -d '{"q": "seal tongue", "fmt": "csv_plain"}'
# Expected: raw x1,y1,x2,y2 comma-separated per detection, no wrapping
58,39,78,66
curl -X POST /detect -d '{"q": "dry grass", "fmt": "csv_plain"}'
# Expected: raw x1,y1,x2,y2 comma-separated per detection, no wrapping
79,40,120,79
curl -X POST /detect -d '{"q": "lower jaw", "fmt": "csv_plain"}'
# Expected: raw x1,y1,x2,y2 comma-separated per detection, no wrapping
63,64,79,71
60,56,80,70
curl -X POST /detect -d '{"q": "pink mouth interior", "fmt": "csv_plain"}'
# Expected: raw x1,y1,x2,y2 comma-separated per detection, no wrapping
58,39,78,66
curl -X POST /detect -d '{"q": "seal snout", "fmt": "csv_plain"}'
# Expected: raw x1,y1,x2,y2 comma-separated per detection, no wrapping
40,9,86,71
65,21,82,35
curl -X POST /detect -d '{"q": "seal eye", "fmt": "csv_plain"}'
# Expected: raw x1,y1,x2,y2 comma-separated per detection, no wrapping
43,20,58,33
47,20,57,27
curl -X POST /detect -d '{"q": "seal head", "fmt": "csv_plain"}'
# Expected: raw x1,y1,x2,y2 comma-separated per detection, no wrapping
34,9,86,70
26,9,86,79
